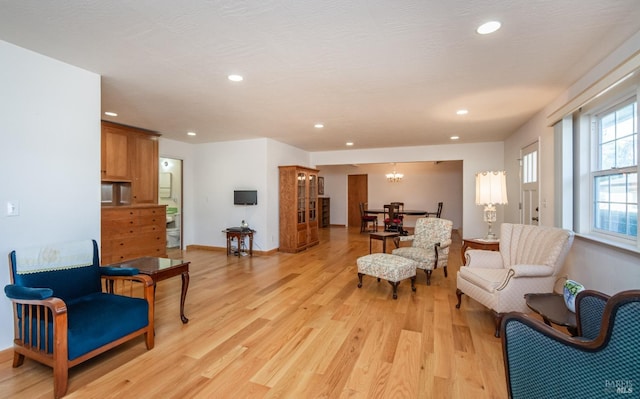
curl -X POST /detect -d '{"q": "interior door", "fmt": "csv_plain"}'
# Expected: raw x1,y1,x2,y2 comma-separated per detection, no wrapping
348,174,368,228
521,141,540,225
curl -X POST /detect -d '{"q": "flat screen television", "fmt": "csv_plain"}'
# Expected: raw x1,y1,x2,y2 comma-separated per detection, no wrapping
234,190,258,205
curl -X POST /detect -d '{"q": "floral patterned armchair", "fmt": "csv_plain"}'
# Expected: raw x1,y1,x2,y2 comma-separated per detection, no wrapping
392,217,453,285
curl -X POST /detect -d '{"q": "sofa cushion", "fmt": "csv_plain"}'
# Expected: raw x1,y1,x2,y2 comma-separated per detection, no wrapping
66,293,149,360
19,292,149,360
392,247,435,268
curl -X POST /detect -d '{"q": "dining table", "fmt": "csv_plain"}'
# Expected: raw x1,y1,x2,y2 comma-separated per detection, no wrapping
364,209,429,216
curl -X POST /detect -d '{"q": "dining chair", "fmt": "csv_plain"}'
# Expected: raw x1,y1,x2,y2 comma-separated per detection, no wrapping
390,202,405,224
427,202,443,218
384,203,403,233
359,202,378,233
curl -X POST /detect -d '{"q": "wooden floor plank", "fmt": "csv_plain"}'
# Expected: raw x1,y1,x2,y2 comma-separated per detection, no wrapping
382,329,422,398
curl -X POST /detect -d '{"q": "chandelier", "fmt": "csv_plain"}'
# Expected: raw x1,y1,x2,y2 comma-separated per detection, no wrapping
386,164,404,182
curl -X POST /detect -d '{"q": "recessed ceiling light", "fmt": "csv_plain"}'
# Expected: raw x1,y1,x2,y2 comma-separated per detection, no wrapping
450,136,460,140
104,111,118,117
314,123,324,129
477,21,501,35
228,74,243,82
187,131,196,136
456,109,469,115
346,142,354,146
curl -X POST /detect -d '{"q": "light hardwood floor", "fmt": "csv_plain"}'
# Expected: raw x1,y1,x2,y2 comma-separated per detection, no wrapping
0,227,510,398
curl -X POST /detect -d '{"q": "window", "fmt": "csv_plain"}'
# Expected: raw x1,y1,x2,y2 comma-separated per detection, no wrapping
592,99,638,239
523,149,537,184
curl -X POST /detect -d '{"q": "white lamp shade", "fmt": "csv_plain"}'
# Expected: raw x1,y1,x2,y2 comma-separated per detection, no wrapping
476,171,508,205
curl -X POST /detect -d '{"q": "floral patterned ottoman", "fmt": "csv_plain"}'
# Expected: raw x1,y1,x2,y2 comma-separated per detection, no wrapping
356,253,417,299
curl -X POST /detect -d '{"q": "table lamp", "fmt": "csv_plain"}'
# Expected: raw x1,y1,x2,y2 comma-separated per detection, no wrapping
476,171,508,239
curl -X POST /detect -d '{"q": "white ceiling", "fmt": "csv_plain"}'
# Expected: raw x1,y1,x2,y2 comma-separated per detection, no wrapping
1,1,640,151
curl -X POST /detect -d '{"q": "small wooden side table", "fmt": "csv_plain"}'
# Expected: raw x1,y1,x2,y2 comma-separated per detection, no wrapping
525,293,578,336
225,229,255,256
369,231,400,253
461,238,500,265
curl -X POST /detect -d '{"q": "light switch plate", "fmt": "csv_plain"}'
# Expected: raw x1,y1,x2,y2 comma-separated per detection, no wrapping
7,201,20,216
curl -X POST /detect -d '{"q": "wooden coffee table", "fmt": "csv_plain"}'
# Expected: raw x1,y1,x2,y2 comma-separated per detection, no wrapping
107,256,191,323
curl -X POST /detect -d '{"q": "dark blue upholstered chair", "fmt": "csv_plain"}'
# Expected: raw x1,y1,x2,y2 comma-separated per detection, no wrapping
501,289,640,399
4,240,154,398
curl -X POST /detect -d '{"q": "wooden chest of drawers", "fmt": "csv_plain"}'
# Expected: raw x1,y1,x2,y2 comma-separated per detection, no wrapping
101,205,167,264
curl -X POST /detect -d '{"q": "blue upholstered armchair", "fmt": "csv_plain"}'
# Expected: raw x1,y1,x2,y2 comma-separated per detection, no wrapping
501,289,640,399
4,240,155,398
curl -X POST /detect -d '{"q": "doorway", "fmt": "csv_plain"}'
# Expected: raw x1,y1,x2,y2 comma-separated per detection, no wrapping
521,141,540,225
347,174,368,228
159,157,183,249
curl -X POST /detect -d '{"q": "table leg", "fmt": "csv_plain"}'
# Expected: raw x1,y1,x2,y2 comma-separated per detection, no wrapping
249,233,253,256
382,238,387,253
180,270,189,323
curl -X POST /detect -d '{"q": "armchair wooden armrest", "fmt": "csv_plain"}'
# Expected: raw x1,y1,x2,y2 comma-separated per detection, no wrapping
6,294,69,397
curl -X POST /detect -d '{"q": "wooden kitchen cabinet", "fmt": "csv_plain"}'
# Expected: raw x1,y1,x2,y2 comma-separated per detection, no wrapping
101,124,131,181
101,205,167,264
101,121,163,264
101,121,159,204
279,165,319,253
130,133,159,204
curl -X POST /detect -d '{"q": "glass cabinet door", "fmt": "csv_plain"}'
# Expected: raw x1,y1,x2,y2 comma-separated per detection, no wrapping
297,172,306,223
308,173,317,222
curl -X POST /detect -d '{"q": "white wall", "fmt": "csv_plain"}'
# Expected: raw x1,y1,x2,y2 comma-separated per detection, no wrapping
317,162,463,230
0,41,101,350
311,142,504,238
192,139,269,250
175,138,309,252
504,31,640,295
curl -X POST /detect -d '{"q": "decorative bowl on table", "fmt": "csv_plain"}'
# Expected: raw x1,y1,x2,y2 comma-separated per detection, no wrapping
563,279,585,313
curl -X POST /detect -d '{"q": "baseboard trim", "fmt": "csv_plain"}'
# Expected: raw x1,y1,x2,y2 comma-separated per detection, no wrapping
185,244,277,256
